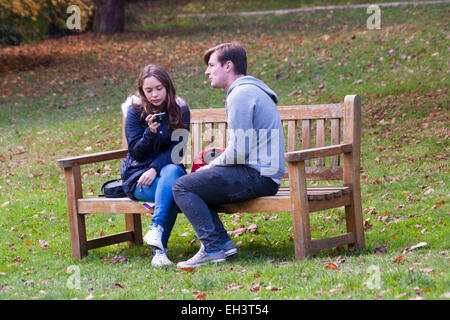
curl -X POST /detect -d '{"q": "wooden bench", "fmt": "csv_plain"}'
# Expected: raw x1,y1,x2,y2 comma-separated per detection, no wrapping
56,94,365,260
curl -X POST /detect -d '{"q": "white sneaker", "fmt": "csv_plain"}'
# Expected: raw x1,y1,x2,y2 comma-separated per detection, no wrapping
143,225,164,250
152,249,174,267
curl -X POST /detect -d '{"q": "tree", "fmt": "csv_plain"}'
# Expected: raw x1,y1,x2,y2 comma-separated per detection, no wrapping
93,0,125,33
0,0,93,44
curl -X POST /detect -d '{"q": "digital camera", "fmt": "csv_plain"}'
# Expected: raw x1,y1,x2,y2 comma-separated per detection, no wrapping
152,112,166,123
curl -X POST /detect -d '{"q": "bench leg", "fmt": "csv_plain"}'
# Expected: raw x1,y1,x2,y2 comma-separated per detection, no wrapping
125,214,143,246
288,161,313,261
291,206,313,261
343,94,365,251
68,212,88,259
64,166,88,259
345,194,365,250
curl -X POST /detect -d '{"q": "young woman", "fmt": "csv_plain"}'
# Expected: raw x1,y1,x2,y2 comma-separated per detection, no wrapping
121,64,190,267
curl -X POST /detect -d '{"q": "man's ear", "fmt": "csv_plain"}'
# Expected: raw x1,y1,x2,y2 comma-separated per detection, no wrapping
225,60,234,73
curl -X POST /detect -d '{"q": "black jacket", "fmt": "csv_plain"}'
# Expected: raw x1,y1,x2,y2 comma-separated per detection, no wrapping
120,99,190,199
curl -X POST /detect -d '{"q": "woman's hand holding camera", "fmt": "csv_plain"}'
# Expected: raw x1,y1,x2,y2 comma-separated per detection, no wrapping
137,168,157,187
145,113,160,134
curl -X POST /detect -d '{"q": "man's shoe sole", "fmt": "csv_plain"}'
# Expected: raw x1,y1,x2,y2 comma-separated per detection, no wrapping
224,248,237,258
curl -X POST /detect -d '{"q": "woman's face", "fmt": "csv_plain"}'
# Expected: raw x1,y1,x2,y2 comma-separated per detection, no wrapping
142,76,167,108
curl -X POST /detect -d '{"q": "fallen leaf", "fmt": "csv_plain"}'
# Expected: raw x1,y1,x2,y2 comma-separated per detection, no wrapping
432,200,445,209
41,278,52,285
247,223,258,233
409,242,427,251
228,227,246,237
193,291,206,300
224,283,243,291
324,262,339,270
263,215,278,220
265,285,282,292
23,279,34,286
112,283,124,289
374,245,388,254
250,283,261,292
111,255,128,264
419,268,434,274
38,239,50,250
364,220,373,230
393,255,403,263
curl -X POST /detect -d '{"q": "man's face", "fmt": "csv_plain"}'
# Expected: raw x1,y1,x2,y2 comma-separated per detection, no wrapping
205,51,228,89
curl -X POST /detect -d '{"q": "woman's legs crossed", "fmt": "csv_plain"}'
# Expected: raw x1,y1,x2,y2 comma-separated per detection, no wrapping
133,164,185,249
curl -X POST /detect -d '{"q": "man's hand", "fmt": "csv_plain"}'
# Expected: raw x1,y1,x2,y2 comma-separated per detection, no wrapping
137,168,157,187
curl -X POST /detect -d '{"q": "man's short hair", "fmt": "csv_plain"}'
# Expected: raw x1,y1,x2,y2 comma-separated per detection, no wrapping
203,42,247,76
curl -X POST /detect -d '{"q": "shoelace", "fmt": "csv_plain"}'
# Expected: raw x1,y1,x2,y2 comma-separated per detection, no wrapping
187,248,206,262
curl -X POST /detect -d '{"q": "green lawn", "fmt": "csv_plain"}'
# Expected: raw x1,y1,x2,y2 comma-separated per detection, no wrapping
0,1,448,300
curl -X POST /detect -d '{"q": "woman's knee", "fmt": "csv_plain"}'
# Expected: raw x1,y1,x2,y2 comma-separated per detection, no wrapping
161,164,185,178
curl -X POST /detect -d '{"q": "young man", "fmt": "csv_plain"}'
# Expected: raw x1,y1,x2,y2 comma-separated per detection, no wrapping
172,42,285,269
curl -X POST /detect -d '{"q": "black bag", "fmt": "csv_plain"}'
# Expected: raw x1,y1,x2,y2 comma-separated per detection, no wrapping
100,179,126,198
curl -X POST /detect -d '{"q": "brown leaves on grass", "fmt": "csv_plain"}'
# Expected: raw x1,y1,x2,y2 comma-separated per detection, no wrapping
192,290,207,300
250,283,261,292
38,239,50,250
374,245,388,255
228,223,258,238
111,255,129,264
224,283,243,291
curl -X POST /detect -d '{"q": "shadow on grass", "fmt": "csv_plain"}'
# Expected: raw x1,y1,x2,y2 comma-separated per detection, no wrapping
81,238,370,266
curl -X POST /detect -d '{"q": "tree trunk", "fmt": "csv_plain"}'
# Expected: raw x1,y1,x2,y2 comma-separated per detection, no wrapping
93,0,125,33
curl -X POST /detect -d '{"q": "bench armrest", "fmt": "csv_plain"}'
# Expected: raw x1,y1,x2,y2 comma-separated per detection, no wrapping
285,144,352,163
56,149,128,169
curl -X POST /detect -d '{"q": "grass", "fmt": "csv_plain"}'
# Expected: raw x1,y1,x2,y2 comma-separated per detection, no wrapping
0,0,449,300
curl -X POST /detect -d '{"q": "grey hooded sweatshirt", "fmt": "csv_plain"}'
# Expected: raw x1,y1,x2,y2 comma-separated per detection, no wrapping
209,76,285,183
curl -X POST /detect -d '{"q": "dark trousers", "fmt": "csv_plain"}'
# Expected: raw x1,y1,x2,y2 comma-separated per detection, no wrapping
172,165,279,253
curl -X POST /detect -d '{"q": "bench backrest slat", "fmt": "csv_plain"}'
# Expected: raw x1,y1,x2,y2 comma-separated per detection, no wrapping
121,98,351,181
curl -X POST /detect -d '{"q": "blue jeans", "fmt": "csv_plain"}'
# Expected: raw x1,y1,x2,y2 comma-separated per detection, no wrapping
172,165,279,253
133,164,185,250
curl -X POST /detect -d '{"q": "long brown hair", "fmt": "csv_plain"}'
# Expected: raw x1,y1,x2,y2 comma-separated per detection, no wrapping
133,64,186,130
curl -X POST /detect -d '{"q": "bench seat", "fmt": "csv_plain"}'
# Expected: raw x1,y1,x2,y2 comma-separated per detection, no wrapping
77,186,351,214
